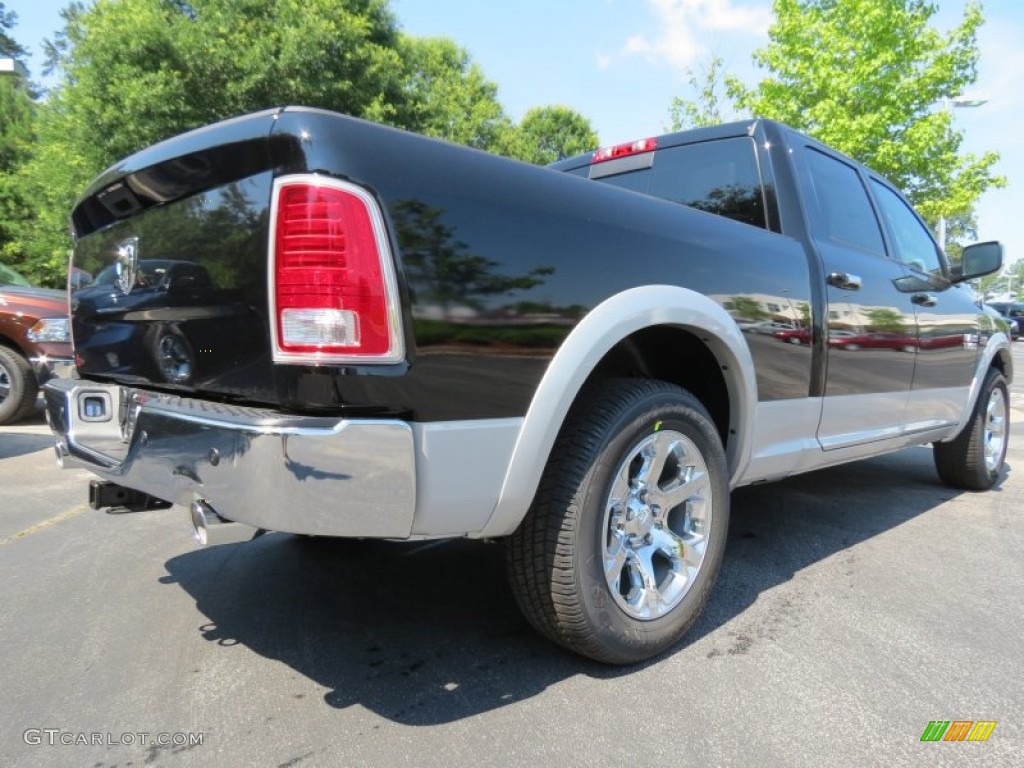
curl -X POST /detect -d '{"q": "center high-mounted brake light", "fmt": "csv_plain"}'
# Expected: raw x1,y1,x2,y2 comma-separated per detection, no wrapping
591,137,658,164
269,175,404,364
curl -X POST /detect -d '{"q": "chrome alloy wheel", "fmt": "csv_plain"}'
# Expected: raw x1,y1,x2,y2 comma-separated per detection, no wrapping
0,365,10,402
984,386,1008,474
156,334,194,384
602,429,712,621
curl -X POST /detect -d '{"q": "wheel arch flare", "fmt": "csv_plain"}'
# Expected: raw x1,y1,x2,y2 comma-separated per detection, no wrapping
478,285,758,538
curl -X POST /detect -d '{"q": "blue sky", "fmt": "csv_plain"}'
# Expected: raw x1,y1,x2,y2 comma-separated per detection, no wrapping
8,0,1023,268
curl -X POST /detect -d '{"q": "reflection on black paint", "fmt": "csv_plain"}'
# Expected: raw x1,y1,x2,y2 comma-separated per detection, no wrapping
392,200,572,350
71,182,270,391
683,184,765,229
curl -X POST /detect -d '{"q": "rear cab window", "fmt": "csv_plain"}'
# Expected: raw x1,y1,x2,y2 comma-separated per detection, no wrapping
571,136,771,230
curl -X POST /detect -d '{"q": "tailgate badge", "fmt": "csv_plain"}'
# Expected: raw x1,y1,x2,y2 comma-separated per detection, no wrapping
115,237,139,294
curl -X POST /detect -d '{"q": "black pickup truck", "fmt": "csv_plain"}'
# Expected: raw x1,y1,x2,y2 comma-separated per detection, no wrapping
45,107,1011,663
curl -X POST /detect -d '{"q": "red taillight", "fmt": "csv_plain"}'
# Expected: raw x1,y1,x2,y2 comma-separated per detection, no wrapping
270,177,402,363
591,137,658,164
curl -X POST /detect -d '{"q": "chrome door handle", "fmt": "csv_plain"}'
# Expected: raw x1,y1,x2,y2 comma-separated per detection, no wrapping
911,293,937,307
827,272,862,290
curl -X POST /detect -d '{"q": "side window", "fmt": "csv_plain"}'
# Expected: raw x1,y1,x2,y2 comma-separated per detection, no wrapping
869,180,943,274
802,148,885,255
647,137,767,228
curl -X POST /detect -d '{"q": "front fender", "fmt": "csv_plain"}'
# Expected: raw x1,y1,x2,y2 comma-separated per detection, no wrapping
942,333,1014,442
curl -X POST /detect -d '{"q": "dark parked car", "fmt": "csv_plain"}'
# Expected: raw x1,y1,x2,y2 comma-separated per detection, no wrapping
985,302,1022,341
0,264,75,424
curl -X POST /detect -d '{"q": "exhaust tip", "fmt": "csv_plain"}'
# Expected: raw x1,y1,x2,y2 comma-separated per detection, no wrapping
190,500,212,546
190,500,257,547
53,440,69,468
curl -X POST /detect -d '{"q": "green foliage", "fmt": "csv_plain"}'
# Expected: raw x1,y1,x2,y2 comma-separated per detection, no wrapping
41,0,404,165
500,105,599,165
4,0,603,285
979,258,1024,300
941,209,978,264
0,5,37,278
387,36,511,151
11,0,407,284
0,1,27,59
0,72,33,172
0,80,37,270
669,56,733,131
865,307,907,333
726,295,769,322
392,199,554,318
730,0,1004,223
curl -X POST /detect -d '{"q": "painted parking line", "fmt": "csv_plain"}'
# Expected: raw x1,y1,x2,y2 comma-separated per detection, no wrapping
0,504,87,546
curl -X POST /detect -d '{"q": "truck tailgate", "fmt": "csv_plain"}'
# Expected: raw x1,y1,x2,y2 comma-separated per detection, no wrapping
70,109,281,405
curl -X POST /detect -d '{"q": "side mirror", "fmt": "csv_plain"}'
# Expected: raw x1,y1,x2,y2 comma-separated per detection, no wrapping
955,241,1003,283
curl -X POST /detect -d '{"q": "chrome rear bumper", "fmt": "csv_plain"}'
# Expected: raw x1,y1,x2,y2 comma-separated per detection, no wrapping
44,379,417,538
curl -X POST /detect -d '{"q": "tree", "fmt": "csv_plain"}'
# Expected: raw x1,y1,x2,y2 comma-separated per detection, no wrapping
11,0,409,283
0,1,27,59
979,258,1024,301
669,56,733,131
865,307,908,333
392,199,553,318
729,0,1003,224
7,1,604,284
388,36,511,151
11,1,589,283
501,105,599,165
0,3,36,276
725,295,769,322
39,0,405,164
940,209,978,265
0,80,36,268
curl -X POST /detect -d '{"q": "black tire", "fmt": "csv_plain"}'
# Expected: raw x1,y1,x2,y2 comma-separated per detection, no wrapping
934,368,1009,490
0,346,39,425
505,379,729,664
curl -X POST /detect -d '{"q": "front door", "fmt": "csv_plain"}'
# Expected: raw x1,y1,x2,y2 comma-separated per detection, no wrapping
868,179,980,431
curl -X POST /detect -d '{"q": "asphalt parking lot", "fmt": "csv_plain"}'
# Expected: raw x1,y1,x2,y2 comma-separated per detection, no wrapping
1,346,1022,767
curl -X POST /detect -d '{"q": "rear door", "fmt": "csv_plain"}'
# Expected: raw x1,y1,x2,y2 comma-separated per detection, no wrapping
796,146,918,449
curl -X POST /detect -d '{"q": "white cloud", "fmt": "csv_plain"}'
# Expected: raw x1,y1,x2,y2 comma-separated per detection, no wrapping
623,35,656,55
620,0,771,73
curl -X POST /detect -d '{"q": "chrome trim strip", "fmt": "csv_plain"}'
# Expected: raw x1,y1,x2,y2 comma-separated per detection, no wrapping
267,173,405,366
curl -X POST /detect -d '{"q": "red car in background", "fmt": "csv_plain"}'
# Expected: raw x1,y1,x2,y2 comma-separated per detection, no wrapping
772,327,812,345
0,264,76,424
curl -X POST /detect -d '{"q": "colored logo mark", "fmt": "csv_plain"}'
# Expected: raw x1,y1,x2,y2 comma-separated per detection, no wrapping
920,720,997,742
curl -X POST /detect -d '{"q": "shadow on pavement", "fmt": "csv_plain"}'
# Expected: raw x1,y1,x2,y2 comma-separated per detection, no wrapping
0,431,56,459
161,445,986,725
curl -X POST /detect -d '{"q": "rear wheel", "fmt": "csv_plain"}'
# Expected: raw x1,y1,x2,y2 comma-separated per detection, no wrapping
0,346,38,425
505,379,729,664
934,368,1009,490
